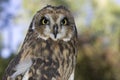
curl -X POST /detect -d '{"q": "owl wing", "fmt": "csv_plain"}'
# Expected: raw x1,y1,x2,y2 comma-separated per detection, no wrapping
2,53,33,80
2,28,39,80
2,54,21,80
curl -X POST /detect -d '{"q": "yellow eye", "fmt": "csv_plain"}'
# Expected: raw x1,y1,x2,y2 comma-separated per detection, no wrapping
41,17,49,25
61,18,68,25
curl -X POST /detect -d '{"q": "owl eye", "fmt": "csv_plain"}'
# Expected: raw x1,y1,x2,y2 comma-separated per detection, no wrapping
41,17,49,25
61,18,68,25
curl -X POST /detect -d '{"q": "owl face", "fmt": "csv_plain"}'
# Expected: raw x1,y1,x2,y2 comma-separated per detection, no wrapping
31,6,77,41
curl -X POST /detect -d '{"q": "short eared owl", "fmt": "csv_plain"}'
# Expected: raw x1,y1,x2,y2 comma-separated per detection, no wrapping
3,5,78,80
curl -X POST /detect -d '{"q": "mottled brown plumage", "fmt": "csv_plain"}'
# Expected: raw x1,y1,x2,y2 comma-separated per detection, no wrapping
3,5,78,80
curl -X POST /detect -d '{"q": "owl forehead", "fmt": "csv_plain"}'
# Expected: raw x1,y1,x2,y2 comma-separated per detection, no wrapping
36,8,71,21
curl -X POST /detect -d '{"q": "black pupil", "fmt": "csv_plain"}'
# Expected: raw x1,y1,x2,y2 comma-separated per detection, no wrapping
62,19,65,24
40,17,49,25
44,18,48,24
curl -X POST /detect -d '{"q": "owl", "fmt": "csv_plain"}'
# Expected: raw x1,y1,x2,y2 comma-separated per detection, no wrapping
2,5,78,80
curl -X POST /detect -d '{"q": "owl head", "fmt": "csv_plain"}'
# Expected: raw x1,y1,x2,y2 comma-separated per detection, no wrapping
30,5,77,41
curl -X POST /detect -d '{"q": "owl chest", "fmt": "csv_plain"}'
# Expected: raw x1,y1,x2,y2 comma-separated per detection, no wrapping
28,40,76,80
34,40,76,62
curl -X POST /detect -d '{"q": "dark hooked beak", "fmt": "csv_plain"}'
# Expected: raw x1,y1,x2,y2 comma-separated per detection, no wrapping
53,24,58,38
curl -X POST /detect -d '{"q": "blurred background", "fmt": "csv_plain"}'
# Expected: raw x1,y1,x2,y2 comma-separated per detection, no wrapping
0,0,120,80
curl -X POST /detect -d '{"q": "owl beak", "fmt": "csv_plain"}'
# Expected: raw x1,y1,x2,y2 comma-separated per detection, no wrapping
53,24,58,38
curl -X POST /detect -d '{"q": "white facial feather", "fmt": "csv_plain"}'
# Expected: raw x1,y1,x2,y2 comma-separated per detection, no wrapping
63,38,71,42
49,26,67,41
37,34,48,40
44,25,51,37
11,57,32,79
37,25,51,40
45,14,54,24
63,32,73,42
56,14,64,24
